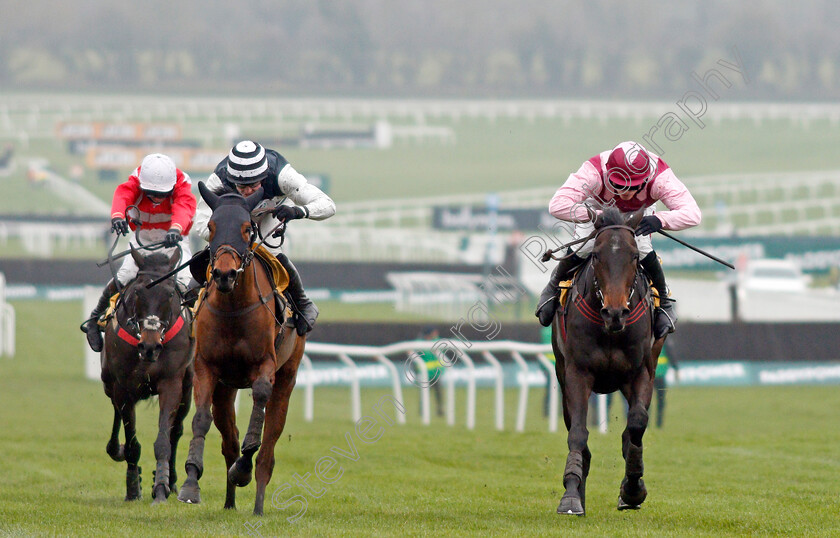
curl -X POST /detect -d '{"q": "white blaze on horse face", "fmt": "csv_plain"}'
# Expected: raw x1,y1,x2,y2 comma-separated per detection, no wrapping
142,315,163,332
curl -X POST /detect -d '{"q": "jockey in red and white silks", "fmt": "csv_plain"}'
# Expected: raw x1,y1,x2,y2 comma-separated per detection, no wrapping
111,155,196,287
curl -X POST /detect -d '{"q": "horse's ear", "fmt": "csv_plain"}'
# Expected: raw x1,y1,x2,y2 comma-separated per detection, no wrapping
168,246,181,269
130,244,144,268
245,187,264,212
625,207,647,230
198,181,219,210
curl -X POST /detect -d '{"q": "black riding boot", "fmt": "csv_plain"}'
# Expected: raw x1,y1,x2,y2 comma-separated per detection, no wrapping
182,278,202,309
276,253,319,336
535,252,586,327
80,279,119,352
640,251,676,339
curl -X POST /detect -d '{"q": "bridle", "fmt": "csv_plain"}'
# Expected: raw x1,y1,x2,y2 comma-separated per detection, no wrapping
589,224,641,310
210,243,256,289
116,270,183,346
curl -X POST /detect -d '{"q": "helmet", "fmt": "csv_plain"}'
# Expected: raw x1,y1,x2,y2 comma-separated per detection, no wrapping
226,140,268,185
138,153,177,193
605,141,655,191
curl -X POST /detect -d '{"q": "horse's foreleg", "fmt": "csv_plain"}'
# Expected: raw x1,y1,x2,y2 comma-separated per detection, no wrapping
228,357,275,493
151,376,183,503
212,383,240,509
557,367,592,516
618,371,654,510
178,358,216,505
167,367,193,493
118,398,142,501
106,402,125,462
254,340,303,516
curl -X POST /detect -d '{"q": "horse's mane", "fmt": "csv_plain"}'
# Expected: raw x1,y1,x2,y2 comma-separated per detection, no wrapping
596,206,624,228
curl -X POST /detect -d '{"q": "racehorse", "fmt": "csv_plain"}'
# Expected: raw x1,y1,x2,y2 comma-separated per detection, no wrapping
178,182,306,515
101,247,194,502
551,206,666,516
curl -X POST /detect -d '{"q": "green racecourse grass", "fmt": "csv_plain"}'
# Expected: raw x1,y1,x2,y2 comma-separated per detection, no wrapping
4,114,840,215
2,301,840,536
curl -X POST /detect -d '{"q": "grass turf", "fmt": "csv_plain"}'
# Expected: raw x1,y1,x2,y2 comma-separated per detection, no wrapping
1,300,839,536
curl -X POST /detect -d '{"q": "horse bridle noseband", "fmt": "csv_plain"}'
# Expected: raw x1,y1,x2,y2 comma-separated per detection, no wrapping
210,243,256,288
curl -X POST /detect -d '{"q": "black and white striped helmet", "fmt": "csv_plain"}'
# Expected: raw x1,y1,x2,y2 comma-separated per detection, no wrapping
226,140,268,184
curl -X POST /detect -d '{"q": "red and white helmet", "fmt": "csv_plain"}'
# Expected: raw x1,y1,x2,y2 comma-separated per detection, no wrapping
138,153,177,193
605,141,656,190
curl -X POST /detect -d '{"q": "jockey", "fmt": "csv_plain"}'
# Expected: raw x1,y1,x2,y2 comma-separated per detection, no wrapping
535,141,701,339
192,140,336,336
80,153,197,352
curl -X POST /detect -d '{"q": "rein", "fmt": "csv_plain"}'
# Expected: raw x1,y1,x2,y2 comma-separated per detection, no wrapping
561,224,651,334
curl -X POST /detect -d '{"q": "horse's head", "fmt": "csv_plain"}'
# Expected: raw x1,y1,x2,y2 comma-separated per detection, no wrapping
198,181,263,293
129,247,181,362
591,207,646,333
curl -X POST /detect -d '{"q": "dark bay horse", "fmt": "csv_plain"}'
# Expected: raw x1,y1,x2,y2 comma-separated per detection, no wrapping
551,207,666,516
101,248,194,502
178,182,306,515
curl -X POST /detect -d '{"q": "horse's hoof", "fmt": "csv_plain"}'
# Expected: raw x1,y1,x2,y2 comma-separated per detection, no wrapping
152,483,170,503
228,458,253,488
619,477,647,509
617,496,642,510
106,442,125,462
177,479,201,504
557,495,585,516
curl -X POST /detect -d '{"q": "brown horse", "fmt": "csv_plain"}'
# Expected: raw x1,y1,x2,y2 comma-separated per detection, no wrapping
101,248,194,503
551,207,666,516
178,182,306,515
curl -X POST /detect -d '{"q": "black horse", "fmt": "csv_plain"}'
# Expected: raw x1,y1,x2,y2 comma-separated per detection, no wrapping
100,248,194,502
551,207,666,516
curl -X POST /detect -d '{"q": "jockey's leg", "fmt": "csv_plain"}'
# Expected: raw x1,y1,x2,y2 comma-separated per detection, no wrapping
80,279,120,352
275,252,318,335
535,251,586,327
640,251,676,338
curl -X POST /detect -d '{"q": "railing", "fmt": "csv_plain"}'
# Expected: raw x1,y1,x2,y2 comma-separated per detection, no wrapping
300,340,566,433
0,273,15,357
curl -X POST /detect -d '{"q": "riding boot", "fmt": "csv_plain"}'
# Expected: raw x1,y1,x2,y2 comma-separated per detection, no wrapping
80,279,119,352
276,253,319,336
535,252,586,327
182,278,202,309
640,251,677,339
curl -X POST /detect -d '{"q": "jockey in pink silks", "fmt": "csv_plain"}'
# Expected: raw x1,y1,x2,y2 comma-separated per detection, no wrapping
535,141,702,339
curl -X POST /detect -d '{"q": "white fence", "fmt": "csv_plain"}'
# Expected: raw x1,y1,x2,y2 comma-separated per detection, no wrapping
0,273,15,357
300,340,608,434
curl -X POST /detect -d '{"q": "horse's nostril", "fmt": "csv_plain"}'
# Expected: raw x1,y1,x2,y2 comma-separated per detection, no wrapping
622,308,630,317
212,268,222,280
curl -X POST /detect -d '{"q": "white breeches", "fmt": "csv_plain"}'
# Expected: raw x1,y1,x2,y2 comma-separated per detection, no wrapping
116,228,193,287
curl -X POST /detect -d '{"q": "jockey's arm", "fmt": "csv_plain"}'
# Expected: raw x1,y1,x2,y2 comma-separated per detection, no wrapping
649,170,702,231
548,160,603,222
277,164,336,221
192,174,222,242
169,171,196,235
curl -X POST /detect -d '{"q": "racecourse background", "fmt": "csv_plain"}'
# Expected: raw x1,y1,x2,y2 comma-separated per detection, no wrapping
1,95,840,535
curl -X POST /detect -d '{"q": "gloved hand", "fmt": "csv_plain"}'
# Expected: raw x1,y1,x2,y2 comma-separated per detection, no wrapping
111,217,130,236
271,205,306,223
635,215,663,236
163,228,182,247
